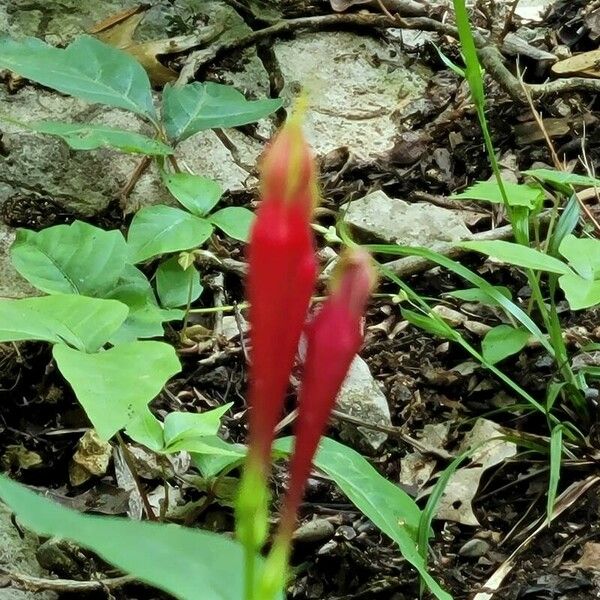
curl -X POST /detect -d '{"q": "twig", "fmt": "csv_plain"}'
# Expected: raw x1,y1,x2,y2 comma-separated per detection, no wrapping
330,409,452,459
119,155,151,209
181,11,600,105
0,570,134,593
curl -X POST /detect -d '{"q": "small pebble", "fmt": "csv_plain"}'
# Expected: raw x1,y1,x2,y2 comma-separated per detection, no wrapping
459,538,490,557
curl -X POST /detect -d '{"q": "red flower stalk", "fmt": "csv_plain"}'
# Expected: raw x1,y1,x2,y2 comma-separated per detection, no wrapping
246,114,319,470
278,249,376,539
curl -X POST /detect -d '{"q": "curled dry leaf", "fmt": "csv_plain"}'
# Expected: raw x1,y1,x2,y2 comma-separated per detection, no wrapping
69,429,112,486
90,4,223,86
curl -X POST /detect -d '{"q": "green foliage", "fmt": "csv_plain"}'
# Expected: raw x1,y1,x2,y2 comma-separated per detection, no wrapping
209,207,255,242
53,341,180,440
460,240,571,274
445,286,512,306
0,295,127,352
163,172,224,217
481,325,530,365
24,121,173,155
452,180,544,210
156,255,203,308
524,168,600,190
11,222,129,296
127,205,214,263
0,35,157,121
162,82,283,142
0,475,273,600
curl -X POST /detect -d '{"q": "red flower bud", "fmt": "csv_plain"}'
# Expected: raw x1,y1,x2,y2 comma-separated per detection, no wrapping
278,249,376,536
246,117,318,468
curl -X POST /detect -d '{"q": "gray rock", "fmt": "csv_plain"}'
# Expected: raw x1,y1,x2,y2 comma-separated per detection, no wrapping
0,504,57,599
0,223,37,299
274,32,428,160
342,190,473,246
335,356,391,450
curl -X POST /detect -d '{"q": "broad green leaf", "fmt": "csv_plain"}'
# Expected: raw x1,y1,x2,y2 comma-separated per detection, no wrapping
156,256,203,308
558,234,600,279
524,168,600,189
452,180,544,210
0,295,127,352
162,82,282,142
128,205,214,263
0,475,269,600
558,273,600,310
275,437,451,600
460,240,572,275
24,121,172,155
163,172,223,217
53,341,181,440
11,222,129,296
481,325,530,365
209,207,254,242
0,36,156,121
446,286,512,306
126,408,165,452
107,288,184,343
104,264,183,342
163,404,231,452
192,437,246,478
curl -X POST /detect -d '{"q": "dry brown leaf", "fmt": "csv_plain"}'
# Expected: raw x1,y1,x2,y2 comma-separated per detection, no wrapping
552,50,600,78
69,429,112,486
90,5,223,86
577,542,600,572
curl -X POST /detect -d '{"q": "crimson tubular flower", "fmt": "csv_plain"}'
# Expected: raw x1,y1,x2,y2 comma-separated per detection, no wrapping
278,249,376,538
246,116,318,470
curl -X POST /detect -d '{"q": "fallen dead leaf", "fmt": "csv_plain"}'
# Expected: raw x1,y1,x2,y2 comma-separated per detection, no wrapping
552,50,600,78
577,542,600,572
90,5,223,86
69,429,112,486
1,444,43,471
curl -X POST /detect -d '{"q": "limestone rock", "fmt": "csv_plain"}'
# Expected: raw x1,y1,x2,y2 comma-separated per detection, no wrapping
342,190,473,246
335,356,391,450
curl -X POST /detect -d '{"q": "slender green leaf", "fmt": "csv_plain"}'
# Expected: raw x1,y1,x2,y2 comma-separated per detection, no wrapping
452,180,544,209
11,222,129,296
209,207,255,242
460,240,572,274
53,341,181,440
127,205,214,263
547,425,563,522
558,273,600,310
481,324,530,365
163,172,223,217
402,308,460,341
0,36,156,121
558,234,600,279
23,121,172,155
0,475,268,600
0,295,127,352
452,0,484,106
156,256,203,308
524,168,600,189
548,195,580,257
162,82,282,142
366,243,554,355
274,437,452,600
445,286,512,306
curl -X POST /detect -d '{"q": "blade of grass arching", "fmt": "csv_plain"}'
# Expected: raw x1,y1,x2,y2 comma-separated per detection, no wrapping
547,425,563,523
367,244,553,355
